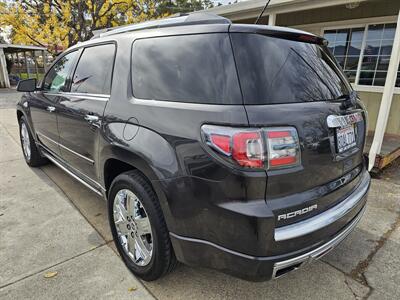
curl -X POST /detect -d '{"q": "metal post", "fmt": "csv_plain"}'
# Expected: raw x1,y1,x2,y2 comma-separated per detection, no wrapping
23,51,29,79
268,13,276,26
33,50,39,79
42,50,47,73
17,52,22,79
0,48,11,88
368,10,400,171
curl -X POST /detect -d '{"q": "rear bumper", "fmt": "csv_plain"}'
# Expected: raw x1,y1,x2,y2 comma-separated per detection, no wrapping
170,171,370,281
275,173,369,241
272,204,365,279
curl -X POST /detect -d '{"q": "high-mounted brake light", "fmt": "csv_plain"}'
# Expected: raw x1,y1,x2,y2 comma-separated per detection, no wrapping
201,125,300,170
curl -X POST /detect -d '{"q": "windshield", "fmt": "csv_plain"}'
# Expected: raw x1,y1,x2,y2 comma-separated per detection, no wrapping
231,33,351,104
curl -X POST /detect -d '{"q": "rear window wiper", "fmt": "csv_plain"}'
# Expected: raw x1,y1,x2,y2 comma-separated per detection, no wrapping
331,91,356,102
332,94,350,101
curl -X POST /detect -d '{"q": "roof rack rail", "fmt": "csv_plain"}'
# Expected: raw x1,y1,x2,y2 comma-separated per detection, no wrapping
94,12,230,39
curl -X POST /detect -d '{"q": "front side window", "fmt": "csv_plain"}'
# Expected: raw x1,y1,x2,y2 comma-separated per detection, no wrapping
43,51,78,92
71,44,115,95
131,34,242,104
324,23,400,87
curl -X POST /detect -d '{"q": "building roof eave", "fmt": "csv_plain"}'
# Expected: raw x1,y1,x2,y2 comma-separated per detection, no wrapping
206,0,370,20
0,43,47,51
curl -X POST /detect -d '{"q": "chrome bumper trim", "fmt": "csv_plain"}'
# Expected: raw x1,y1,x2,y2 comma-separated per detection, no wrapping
272,204,366,279
275,172,370,242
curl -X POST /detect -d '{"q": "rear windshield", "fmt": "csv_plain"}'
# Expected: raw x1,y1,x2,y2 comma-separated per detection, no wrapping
131,34,242,104
231,33,350,104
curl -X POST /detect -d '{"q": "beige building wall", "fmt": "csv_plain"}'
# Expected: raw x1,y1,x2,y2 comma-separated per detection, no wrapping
277,0,399,27
359,92,400,135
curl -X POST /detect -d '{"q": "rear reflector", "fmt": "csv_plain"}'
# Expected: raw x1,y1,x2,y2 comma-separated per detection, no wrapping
201,125,300,170
270,156,297,167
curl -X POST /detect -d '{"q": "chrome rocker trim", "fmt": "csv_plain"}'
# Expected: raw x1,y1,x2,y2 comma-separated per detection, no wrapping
42,152,103,196
275,172,370,242
272,204,366,279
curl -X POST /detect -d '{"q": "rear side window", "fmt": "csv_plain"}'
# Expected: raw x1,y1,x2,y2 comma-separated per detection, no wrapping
131,34,242,104
231,33,350,104
71,43,115,95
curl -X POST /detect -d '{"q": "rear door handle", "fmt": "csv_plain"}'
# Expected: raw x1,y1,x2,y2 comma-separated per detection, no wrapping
46,106,55,112
84,115,99,122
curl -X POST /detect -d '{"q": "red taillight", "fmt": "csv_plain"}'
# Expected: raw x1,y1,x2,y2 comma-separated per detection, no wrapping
210,134,231,155
267,131,290,138
202,125,300,170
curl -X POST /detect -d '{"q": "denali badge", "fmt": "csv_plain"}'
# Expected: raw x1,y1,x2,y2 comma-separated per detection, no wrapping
278,204,318,221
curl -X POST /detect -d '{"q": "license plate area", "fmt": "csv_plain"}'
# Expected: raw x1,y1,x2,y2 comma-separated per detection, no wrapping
335,125,357,153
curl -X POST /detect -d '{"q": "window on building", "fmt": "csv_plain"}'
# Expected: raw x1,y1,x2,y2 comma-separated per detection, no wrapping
324,23,400,88
324,27,364,83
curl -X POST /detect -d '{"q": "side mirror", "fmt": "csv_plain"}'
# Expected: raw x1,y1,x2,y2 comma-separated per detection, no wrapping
17,78,37,92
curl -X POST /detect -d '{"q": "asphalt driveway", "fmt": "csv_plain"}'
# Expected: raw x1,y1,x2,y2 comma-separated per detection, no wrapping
0,90,399,299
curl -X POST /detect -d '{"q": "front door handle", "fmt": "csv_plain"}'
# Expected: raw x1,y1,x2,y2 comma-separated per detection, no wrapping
84,115,99,122
46,106,55,112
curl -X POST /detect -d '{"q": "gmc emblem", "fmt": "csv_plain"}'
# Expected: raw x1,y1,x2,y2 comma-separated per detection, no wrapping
278,204,318,221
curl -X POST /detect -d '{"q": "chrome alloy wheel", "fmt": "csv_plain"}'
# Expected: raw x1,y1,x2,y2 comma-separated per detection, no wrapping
113,189,153,266
21,123,31,161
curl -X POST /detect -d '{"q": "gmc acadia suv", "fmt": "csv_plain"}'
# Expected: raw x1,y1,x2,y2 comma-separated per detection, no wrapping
16,13,370,281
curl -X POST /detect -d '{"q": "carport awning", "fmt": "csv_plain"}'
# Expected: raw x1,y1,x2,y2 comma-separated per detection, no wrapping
0,44,47,53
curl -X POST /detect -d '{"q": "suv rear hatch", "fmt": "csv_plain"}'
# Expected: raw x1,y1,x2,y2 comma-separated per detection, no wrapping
230,26,367,227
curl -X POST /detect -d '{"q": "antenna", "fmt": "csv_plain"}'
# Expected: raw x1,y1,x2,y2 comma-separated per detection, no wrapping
254,0,272,25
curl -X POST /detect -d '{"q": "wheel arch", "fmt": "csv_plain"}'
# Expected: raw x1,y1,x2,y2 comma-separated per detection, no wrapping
16,106,38,143
100,145,177,232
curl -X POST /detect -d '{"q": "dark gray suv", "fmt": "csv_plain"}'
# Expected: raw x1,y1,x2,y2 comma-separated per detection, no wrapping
16,13,370,281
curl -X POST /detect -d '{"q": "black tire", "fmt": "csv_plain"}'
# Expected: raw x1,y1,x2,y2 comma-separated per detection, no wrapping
108,170,177,281
19,116,48,167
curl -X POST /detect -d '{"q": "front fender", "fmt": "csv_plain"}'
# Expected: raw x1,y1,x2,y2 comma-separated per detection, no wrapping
16,94,36,142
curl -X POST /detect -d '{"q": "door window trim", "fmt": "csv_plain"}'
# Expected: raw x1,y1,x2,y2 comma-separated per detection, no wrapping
43,91,110,101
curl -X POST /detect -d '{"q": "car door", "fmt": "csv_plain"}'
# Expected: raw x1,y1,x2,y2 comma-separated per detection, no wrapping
29,51,79,156
57,43,116,182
